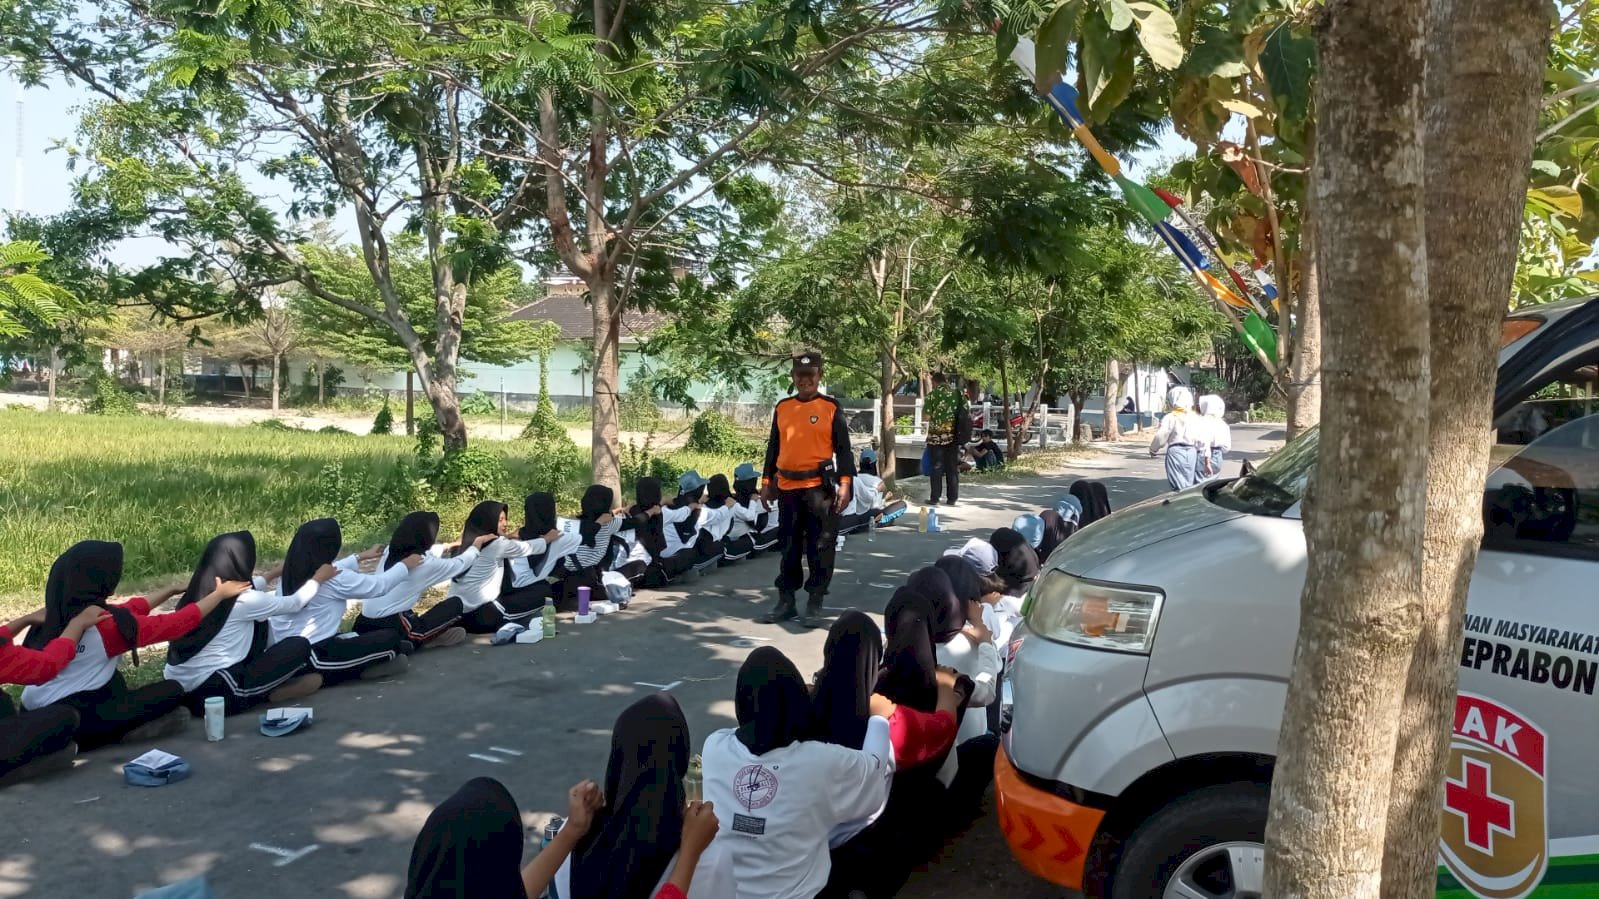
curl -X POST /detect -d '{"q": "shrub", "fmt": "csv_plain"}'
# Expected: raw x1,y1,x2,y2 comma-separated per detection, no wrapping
685,409,756,455
371,398,395,435
414,412,440,461
255,419,297,431
620,434,659,494
432,445,511,501
520,393,570,446
84,373,142,417
318,424,351,435
894,414,913,435
619,376,663,431
459,391,499,416
316,459,434,539
524,440,588,504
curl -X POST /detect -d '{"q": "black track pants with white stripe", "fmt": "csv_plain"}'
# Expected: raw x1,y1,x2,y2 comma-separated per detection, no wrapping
308,630,403,684
186,636,313,716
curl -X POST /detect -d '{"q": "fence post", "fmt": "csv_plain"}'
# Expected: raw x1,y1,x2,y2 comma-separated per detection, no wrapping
1040,405,1050,449
913,398,923,436
871,401,881,442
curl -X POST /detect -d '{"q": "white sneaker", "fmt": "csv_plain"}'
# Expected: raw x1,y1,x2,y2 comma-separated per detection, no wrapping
835,535,845,550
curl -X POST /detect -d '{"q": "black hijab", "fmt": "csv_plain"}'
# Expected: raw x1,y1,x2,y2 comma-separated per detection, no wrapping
706,474,732,508
579,485,614,547
167,531,256,666
877,587,938,712
627,478,666,558
570,693,689,899
457,501,505,552
405,777,526,899
733,474,759,504
1037,510,1074,562
522,493,558,538
388,512,441,571
933,555,981,605
990,527,1041,595
24,541,137,664
907,566,962,645
735,646,812,755
1072,480,1113,525
282,518,342,595
669,485,704,541
810,612,883,749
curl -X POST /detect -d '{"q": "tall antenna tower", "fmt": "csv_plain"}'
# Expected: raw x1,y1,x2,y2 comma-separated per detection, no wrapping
9,72,22,216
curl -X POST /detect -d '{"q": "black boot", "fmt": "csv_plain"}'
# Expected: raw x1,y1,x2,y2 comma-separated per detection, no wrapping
757,591,798,624
798,593,828,629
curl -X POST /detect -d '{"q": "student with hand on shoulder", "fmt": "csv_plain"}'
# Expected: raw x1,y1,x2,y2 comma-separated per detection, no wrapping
448,501,578,635
22,541,250,748
501,493,581,620
354,511,497,649
722,465,772,562
268,518,422,684
557,485,626,610
0,602,107,787
164,531,335,715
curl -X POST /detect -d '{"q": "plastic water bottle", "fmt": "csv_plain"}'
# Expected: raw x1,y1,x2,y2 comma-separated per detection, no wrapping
917,506,929,533
928,508,941,533
541,817,565,899
684,754,704,803
867,514,876,543
203,696,225,742
542,597,558,638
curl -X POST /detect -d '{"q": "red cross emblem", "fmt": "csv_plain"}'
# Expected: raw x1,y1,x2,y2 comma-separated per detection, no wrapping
1438,693,1548,899
1445,757,1514,853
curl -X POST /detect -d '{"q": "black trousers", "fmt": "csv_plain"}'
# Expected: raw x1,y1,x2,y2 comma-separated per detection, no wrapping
55,671,187,750
499,580,555,620
557,566,604,612
929,442,961,504
308,630,404,683
822,768,948,898
187,636,313,716
355,596,464,645
0,693,77,785
722,534,756,561
947,734,1000,817
776,486,838,597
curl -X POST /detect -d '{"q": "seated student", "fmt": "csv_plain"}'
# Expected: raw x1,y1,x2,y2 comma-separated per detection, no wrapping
694,475,738,564
809,612,882,751
662,471,723,575
449,501,575,634
988,527,1040,598
970,429,1004,471
268,518,421,684
21,541,247,749
354,511,496,648
164,531,333,715
1011,513,1045,555
1070,479,1113,526
913,563,1001,820
405,776,603,899
1037,496,1080,562
556,693,734,899
502,493,581,619
722,465,774,562
0,603,107,787
653,803,722,899
556,485,624,610
701,646,893,899
617,477,670,586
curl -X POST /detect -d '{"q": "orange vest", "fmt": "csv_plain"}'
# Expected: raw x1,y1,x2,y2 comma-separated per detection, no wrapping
768,395,850,491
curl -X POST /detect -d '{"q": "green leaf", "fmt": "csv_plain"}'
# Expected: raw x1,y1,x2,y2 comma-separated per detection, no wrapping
1101,0,1134,31
1035,0,1083,92
1528,185,1584,218
1081,11,1137,113
1182,24,1249,79
1125,1,1184,70
1259,23,1315,122
1529,159,1561,179
1220,98,1264,118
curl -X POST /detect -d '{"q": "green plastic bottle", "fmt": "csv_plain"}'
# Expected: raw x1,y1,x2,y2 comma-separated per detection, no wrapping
542,597,558,638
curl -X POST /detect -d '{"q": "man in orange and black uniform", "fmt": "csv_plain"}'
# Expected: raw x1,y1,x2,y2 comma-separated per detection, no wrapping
757,351,855,628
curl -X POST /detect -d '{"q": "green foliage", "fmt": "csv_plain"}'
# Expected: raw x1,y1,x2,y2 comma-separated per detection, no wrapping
458,392,499,416
521,400,573,446
685,410,758,455
522,440,589,506
432,446,511,501
0,241,72,338
318,424,351,435
620,377,665,432
83,371,142,416
315,459,434,544
371,398,395,435
256,419,297,431
414,412,440,461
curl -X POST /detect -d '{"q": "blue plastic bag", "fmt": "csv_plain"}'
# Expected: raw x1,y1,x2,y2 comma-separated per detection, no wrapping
920,446,932,477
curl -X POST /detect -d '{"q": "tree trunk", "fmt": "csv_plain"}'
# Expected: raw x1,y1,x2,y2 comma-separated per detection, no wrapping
999,352,1022,460
1103,360,1123,442
590,277,623,494
1287,213,1324,439
317,361,325,405
1068,391,1088,440
1379,2,1551,895
427,365,468,451
47,345,58,410
406,370,415,436
158,352,166,406
240,363,252,400
270,352,281,413
1261,0,1431,895
878,348,898,487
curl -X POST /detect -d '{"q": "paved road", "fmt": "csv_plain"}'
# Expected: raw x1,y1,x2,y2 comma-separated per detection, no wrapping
0,427,1284,899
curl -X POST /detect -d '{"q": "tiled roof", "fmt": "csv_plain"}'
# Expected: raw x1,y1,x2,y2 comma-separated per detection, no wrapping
508,292,670,342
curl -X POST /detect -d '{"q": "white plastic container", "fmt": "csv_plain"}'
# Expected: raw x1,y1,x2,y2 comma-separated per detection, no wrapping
203,696,226,742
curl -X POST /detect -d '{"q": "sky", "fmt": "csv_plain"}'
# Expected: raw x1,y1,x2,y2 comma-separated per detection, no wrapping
0,74,1196,268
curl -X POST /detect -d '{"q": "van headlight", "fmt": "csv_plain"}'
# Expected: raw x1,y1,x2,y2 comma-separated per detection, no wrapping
1024,570,1164,654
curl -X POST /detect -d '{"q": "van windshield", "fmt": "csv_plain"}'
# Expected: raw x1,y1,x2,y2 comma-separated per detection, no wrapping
1209,426,1320,516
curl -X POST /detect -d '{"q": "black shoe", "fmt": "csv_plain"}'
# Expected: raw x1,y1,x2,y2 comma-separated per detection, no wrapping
396,640,417,656
757,592,798,624
798,596,828,629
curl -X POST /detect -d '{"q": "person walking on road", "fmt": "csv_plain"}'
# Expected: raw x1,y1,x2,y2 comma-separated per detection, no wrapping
757,352,856,628
1149,386,1204,492
924,373,969,506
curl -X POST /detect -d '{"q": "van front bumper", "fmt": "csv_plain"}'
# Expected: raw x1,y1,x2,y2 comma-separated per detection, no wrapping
993,746,1107,890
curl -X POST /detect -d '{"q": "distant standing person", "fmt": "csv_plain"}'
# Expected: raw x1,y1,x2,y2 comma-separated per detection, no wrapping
757,351,856,629
925,372,970,505
1149,386,1204,492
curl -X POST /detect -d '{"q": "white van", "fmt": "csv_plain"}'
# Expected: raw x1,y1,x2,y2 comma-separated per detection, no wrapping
995,296,1599,899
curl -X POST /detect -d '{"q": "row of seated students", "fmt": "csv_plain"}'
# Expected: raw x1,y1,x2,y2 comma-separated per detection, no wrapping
0,458,913,789
396,497,1116,899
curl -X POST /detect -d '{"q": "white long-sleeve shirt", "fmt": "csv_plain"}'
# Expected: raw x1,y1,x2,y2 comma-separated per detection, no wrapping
1149,409,1204,455
702,718,892,899
508,523,582,588
846,473,885,516
163,578,322,691
697,503,736,542
934,632,1003,787
661,505,700,558
562,516,624,572
359,544,480,619
269,554,411,646
726,498,765,541
448,537,552,611
553,841,735,899
1195,414,1232,455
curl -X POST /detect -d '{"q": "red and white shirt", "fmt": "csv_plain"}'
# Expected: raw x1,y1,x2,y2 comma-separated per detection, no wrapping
22,597,203,709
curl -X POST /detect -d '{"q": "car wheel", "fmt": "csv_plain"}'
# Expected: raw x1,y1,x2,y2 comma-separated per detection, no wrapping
1109,782,1268,899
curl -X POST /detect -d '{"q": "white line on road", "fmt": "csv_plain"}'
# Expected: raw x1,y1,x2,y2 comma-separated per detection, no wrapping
249,843,320,867
488,747,523,756
468,753,509,764
633,681,682,691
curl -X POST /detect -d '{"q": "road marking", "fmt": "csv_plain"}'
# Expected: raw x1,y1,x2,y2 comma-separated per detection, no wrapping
488,746,523,756
730,635,772,649
469,753,509,764
634,680,682,691
869,583,897,589
249,843,320,867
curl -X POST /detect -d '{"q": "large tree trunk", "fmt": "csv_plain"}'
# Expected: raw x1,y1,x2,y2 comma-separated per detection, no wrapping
158,352,166,406
270,352,281,413
317,361,325,405
1379,2,1551,895
406,370,415,436
47,345,58,410
1287,215,1323,439
590,277,623,494
1068,391,1088,440
1103,360,1122,442
1261,0,1431,895
878,348,897,487
240,363,252,400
